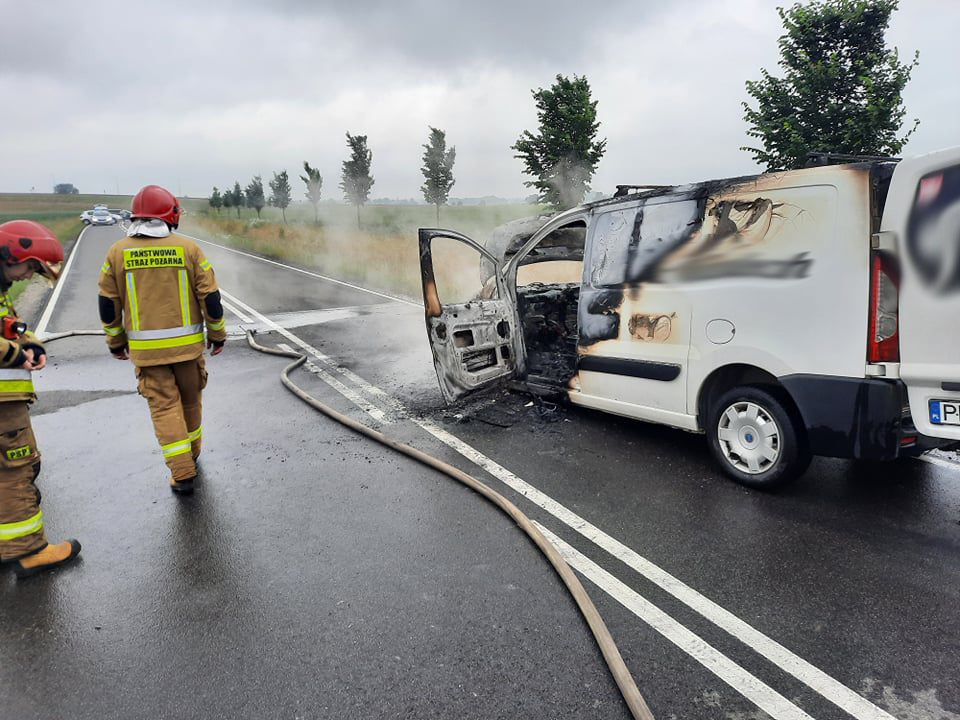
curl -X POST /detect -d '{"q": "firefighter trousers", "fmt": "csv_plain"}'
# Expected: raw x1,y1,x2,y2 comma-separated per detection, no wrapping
135,356,208,483
0,401,45,561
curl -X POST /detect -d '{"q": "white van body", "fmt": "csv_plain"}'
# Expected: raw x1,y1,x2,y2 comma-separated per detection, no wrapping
418,147,960,488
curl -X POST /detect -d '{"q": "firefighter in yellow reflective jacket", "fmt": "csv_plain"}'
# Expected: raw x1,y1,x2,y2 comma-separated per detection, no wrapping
0,220,81,580
98,185,226,495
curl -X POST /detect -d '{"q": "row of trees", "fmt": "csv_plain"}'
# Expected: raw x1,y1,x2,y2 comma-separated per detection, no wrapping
209,171,292,221
510,0,917,210
207,0,917,221
209,128,456,227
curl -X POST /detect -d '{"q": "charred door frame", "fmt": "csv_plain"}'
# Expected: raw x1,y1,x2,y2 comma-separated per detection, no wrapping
499,209,592,302
418,228,525,402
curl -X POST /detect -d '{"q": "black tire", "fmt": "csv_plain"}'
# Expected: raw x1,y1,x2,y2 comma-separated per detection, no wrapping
707,385,811,490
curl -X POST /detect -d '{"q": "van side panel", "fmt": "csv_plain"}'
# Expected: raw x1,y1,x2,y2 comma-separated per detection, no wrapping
576,201,694,423
685,171,873,418
575,166,875,435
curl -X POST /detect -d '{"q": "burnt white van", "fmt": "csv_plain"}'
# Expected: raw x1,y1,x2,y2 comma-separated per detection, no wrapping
418,147,960,488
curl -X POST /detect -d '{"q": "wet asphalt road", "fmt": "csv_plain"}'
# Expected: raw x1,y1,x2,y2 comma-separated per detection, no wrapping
1,223,959,720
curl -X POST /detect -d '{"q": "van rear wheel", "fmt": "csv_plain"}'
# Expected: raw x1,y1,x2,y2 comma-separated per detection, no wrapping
707,386,810,490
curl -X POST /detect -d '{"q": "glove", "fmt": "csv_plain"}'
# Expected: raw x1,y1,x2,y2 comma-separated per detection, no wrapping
21,343,45,361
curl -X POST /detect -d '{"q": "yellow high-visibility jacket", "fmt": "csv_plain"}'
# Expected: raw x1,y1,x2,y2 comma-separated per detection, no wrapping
98,232,226,367
0,290,42,403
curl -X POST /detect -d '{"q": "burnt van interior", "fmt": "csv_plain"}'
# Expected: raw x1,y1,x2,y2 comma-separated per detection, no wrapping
506,222,586,395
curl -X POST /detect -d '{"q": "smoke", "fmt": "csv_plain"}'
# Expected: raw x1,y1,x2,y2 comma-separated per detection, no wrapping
543,158,597,210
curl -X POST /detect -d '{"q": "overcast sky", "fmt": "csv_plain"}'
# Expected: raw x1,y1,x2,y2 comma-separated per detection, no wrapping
1,0,955,201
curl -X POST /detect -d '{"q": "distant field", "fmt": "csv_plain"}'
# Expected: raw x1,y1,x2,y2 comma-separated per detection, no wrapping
0,193,549,302
0,192,130,224
0,193,102,303
182,200,548,301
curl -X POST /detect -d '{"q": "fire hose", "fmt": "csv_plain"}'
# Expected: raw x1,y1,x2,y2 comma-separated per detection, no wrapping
244,328,656,720
38,327,655,718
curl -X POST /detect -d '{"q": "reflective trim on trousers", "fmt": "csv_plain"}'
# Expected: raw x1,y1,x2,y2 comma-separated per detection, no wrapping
161,439,192,458
0,509,43,540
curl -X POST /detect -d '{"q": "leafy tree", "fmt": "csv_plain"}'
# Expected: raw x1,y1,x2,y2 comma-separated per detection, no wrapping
231,181,244,218
339,132,374,226
246,176,266,218
268,170,292,223
420,127,456,224
512,74,606,210
222,188,233,213
53,183,78,194
742,0,918,171
300,161,324,224
209,187,223,214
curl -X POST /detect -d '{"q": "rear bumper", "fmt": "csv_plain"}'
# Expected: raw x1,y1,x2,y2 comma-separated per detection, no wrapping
780,374,956,461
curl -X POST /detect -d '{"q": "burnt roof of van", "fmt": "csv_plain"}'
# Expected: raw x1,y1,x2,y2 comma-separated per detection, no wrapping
596,156,900,207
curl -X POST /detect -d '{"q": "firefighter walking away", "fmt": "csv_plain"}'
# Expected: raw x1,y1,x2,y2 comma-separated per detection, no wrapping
0,220,81,580
98,185,227,495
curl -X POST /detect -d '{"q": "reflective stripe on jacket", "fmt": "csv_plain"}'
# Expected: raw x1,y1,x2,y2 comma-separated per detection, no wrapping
0,290,39,403
98,232,226,367
0,368,34,395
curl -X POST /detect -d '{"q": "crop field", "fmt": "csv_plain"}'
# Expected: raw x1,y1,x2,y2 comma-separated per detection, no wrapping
0,193,102,303
182,199,547,301
0,193,548,302
0,192,129,227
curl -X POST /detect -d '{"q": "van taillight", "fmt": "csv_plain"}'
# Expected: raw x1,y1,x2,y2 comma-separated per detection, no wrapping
868,251,900,363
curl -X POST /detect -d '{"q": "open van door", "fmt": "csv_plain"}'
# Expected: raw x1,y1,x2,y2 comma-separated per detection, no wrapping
883,146,960,439
419,228,523,403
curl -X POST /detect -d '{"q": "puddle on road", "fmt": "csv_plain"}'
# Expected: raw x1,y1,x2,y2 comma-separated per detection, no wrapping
33,389,136,415
862,678,960,719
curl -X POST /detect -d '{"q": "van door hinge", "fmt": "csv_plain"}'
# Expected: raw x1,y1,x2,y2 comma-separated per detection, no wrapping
866,362,900,379
871,231,897,253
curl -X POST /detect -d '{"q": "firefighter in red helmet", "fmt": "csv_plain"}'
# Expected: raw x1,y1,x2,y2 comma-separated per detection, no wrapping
0,220,81,580
98,186,226,495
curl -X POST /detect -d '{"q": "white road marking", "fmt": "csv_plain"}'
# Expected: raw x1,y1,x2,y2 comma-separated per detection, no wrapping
35,225,89,337
221,289,394,425
181,232,421,307
536,524,817,720
276,343,389,423
224,285,901,720
917,453,960,471
221,299,252,323
411,417,898,720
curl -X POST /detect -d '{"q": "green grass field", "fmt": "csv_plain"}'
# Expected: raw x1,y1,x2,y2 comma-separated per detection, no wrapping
0,193,98,303
0,193,549,302
183,198,547,301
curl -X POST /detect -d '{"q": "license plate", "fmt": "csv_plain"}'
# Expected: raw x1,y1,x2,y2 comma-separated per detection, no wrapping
929,399,960,425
